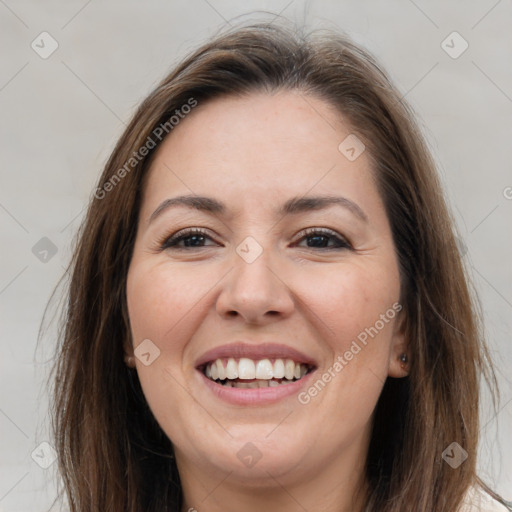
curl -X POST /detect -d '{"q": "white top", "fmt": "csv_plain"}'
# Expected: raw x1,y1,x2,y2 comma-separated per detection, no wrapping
459,486,511,511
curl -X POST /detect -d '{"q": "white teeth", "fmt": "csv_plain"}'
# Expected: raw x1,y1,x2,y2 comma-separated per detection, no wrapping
273,359,285,378
285,359,295,380
255,359,273,379
268,380,279,387
210,361,218,380
225,358,238,379
204,357,311,383
238,358,256,379
216,359,226,380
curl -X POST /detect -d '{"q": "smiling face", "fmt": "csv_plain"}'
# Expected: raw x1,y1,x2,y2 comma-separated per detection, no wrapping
125,90,407,499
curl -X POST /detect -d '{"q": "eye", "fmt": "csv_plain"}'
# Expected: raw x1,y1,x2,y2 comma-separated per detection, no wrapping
158,227,352,251
293,228,352,250
159,228,218,250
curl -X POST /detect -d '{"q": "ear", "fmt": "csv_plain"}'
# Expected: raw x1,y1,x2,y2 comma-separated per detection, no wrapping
387,307,409,378
123,335,136,368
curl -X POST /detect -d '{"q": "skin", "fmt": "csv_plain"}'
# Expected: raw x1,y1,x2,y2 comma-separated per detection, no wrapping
125,90,408,512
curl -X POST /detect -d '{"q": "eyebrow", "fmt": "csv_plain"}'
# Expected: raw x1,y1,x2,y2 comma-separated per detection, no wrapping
149,194,368,224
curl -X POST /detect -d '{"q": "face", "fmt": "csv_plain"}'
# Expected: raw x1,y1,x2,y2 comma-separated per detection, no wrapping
126,90,407,488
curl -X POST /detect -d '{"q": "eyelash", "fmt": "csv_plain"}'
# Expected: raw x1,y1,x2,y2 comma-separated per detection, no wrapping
158,227,353,251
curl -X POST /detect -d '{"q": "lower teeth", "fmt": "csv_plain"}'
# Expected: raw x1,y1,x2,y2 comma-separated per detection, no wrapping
214,378,298,388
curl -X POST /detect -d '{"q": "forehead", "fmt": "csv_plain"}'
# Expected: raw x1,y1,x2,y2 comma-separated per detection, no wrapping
141,91,381,221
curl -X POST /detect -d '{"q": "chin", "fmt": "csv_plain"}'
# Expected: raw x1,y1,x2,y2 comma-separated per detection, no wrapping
179,424,314,483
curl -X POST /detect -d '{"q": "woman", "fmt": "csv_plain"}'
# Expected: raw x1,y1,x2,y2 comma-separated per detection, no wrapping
50,21,511,511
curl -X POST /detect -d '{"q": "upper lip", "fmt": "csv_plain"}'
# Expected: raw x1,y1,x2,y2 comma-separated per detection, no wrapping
195,342,318,369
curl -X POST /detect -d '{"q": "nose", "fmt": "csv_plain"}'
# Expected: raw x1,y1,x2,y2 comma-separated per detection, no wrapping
215,248,295,325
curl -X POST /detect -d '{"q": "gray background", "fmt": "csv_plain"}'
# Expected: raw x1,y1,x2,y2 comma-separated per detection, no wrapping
1,1,511,510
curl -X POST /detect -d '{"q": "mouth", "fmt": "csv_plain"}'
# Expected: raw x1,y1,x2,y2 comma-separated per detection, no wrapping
195,342,318,404
200,357,315,388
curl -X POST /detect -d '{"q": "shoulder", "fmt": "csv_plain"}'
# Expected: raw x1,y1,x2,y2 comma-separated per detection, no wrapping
458,485,512,512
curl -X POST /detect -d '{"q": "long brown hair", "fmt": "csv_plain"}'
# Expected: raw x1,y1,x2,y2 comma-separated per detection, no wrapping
49,21,506,511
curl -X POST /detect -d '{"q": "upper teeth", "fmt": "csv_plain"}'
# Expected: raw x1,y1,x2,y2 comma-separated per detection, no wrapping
205,358,308,381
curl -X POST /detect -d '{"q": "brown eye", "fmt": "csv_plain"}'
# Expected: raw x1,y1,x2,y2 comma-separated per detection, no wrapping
160,228,217,250
295,228,352,250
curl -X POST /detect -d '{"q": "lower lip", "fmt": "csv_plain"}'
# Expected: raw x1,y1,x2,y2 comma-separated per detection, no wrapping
198,370,316,406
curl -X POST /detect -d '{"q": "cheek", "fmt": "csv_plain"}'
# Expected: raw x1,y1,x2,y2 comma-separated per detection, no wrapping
295,268,400,425
125,262,204,429
126,261,212,347
294,261,400,348
297,262,400,409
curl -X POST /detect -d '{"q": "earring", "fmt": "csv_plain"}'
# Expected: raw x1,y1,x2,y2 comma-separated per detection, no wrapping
124,355,136,367
399,353,408,370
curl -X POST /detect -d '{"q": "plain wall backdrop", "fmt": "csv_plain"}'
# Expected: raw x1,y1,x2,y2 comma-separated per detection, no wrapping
0,1,511,510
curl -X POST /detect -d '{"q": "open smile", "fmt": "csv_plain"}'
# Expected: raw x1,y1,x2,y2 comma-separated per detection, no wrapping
195,343,318,405
201,357,313,388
